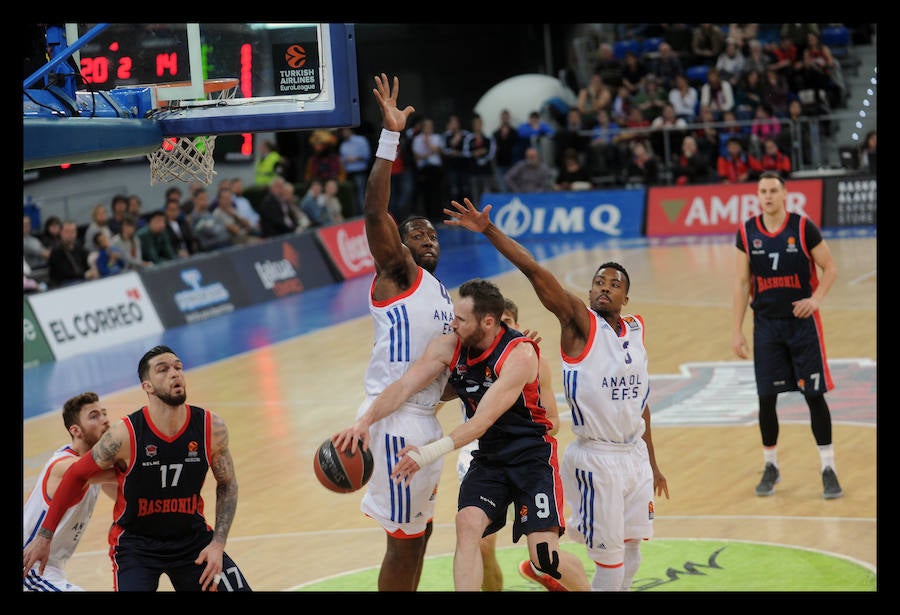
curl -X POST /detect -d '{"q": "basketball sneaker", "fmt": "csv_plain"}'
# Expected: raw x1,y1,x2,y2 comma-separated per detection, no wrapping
517,559,567,591
822,467,843,499
755,462,780,496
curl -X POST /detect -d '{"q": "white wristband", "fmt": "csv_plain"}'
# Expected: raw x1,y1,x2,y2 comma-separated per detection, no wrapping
376,128,400,162
406,436,454,468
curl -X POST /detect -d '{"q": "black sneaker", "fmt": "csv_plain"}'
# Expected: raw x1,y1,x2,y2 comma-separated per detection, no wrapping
822,467,843,499
755,463,780,496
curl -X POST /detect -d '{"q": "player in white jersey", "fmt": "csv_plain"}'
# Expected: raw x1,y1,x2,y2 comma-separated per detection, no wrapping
23,392,116,591
444,197,669,592
332,74,454,591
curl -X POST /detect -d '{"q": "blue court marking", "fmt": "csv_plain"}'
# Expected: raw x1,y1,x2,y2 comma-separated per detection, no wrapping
22,227,875,421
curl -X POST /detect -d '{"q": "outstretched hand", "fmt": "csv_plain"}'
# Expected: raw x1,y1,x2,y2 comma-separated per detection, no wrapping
372,73,415,133
443,198,492,232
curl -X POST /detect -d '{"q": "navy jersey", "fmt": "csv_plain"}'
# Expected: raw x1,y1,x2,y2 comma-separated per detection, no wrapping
736,212,823,319
111,405,212,541
448,324,553,462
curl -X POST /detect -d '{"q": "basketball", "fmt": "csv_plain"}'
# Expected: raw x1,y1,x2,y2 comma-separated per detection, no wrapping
313,438,374,493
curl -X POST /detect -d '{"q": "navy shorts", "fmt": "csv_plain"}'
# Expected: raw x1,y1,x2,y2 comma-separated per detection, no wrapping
752,312,833,396
457,447,566,544
111,529,252,592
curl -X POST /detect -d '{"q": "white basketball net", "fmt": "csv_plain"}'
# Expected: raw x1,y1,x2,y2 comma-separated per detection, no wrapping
147,80,237,185
148,135,217,185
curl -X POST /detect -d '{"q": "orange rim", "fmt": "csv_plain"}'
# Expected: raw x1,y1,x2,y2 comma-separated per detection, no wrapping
153,77,239,95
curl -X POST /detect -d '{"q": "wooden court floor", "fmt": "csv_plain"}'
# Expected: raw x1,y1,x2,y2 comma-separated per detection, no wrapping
23,234,877,591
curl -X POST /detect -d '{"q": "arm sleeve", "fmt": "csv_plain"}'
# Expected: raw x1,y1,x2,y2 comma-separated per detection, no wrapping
41,452,103,533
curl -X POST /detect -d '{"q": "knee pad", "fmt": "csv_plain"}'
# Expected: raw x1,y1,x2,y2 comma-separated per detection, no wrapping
535,541,562,580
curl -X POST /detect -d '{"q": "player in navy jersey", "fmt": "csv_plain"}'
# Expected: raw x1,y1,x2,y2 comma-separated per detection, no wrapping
442,198,669,592
340,278,589,591
732,171,842,499
23,345,251,591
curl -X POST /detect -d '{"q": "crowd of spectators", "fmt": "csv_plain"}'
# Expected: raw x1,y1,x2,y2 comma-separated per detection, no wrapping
24,23,873,295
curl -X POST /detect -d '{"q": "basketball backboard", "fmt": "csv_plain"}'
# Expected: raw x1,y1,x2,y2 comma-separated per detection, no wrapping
23,23,360,170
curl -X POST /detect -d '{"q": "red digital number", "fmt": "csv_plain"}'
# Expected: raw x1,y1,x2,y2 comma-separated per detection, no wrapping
155,52,178,78
80,56,110,84
116,56,133,80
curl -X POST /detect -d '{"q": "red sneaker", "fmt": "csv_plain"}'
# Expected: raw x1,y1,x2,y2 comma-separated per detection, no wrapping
518,559,568,591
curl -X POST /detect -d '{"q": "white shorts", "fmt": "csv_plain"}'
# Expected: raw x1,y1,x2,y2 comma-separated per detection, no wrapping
357,396,444,537
561,437,654,565
23,565,84,591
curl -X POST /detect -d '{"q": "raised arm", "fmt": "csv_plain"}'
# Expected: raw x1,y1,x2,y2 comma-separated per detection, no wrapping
444,198,592,346
364,73,416,275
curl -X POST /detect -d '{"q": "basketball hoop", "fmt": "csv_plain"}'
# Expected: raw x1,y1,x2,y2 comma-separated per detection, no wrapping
146,78,239,185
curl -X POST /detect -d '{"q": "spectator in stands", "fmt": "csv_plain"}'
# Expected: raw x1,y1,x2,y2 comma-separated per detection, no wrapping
107,193,129,236
300,180,332,227
718,110,749,158
517,110,555,152
23,215,50,271
503,146,553,193
229,177,261,234
411,117,446,223
859,130,876,175
463,113,496,207
48,220,98,288
760,66,791,118
618,106,651,150
744,39,771,77
339,126,372,216
801,31,845,109
779,99,814,167
593,44,623,90
23,258,46,294
576,73,613,126
647,41,684,91
390,123,417,220
282,182,312,232
40,215,62,251
633,73,669,123
769,35,799,82
91,231,126,277
715,38,747,87
671,135,712,185
610,84,632,126
255,139,285,186
749,103,783,158
163,196,196,257
727,24,759,54
110,214,151,270
700,67,735,120
649,102,688,167
126,194,146,229
554,148,593,191
691,23,726,66
620,51,648,95
305,129,346,185
552,107,590,169
692,103,721,166
622,140,660,186
442,113,471,205
733,69,764,120
668,73,699,122
661,23,694,62
209,178,232,211
491,109,518,190
717,136,751,183
323,179,345,224
83,203,112,252
258,176,300,238
589,108,624,179
213,185,262,245
780,23,819,57
137,210,179,264
189,186,232,252
749,137,792,179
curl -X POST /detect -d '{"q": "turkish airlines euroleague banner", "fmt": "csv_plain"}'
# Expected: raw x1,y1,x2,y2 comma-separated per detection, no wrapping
315,218,375,281
645,179,823,237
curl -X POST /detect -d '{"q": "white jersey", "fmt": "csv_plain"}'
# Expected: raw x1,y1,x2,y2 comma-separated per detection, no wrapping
364,266,454,409
561,311,650,443
23,445,102,591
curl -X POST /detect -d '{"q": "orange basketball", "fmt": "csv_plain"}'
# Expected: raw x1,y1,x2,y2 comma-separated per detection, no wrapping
313,438,374,493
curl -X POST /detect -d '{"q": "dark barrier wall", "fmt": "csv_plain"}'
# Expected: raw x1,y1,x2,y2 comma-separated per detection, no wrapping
228,232,339,301
822,175,877,227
